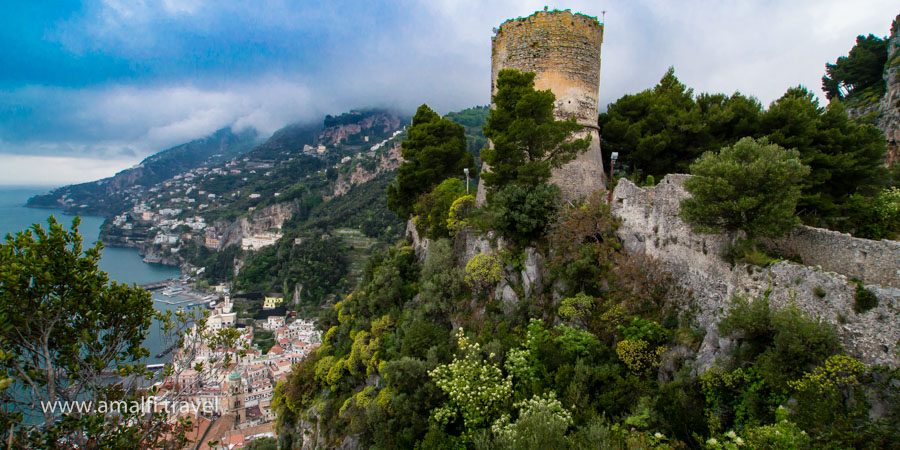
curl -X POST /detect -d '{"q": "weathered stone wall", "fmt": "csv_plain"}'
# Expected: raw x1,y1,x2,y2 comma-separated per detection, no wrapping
764,226,900,288
479,8,607,201
612,175,900,367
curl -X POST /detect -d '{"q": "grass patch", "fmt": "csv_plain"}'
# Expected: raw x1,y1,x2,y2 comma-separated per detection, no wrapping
722,238,777,267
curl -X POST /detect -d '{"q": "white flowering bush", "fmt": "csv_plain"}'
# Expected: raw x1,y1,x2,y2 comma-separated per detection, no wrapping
491,392,573,450
428,328,513,432
703,407,810,449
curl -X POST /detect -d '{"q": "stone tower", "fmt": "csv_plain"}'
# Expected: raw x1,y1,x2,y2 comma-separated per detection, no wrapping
477,8,606,202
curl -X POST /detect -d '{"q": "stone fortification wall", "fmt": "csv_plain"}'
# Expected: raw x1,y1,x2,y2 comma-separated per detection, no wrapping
766,226,900,288
479,9,607,202
612,175,900,367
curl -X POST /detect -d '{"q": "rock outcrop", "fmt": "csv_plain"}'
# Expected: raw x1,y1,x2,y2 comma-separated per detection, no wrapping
612,175,900,368
218,201,297,249
329,143,402,199
848,14,900,166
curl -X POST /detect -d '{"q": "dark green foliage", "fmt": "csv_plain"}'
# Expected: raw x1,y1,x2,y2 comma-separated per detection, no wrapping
718,296,841,390
599,68,764,179
822,34,888,102
236,236,348,304
303,172,404,242
853,281,878,313
546,192,621,298
388,104,474,218
760,87,888,221
840,187,900,240
414,178,466,239
681,137,810,239
180,241,242,283
246,121,321,160
600,69,889,229
0,217,156,444
481,70,589,190
418,239,468,320
445,105,490,159
699,296,843,434
490,183,560,246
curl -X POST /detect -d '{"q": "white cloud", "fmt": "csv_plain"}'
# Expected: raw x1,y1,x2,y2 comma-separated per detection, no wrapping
0,154,139,187
5,0,897,185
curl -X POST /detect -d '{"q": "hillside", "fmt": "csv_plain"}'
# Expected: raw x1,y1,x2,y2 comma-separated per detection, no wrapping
843,13,900,165
25,127,260,216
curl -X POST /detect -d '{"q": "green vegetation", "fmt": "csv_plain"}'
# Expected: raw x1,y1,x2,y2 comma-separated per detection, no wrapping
236,235,348,305
853,281,879,314
387,104,474,218
600,68,889,234
0,217,243,447
822,34,888,104
0,217,155,444
681,137,810,239
445,105,490,159
413,178,468,240
273,171,900,448
490,183,560,245
481,69,590,191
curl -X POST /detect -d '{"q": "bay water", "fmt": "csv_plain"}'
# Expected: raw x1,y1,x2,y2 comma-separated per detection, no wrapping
0,187,194,364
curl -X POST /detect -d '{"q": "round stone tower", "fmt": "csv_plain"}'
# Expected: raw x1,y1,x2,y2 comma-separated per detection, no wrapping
478,8,606,202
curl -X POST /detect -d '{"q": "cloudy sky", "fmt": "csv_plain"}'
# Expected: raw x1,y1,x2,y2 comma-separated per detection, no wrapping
0,0,896,186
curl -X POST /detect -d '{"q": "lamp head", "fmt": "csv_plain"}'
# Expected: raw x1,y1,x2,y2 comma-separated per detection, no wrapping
464,168,469,175
610,152,619,161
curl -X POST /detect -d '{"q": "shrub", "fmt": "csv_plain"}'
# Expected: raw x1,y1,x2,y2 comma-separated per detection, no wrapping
464,253,504,293
447,194,476,236
428,328,513,433
853,281,878,314
419,239,468,317
414,178,467,239
718,295,841,389
680,137,810,239
491,392,573,450
490,183,560,246
616,339,664,375
843,187,900,239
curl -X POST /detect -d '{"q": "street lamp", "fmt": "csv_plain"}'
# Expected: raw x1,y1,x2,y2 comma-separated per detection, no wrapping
464,167,470,195
608,152,618,204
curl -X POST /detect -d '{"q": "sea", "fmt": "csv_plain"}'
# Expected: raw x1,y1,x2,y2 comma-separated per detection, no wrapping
0,186,200,365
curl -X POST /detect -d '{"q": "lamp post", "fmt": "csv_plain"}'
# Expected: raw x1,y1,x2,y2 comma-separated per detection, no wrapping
464,167,470,195
608,152,618,204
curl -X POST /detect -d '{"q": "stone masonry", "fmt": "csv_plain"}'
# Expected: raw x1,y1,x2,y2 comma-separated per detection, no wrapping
477,9,607,203
612,175,900,367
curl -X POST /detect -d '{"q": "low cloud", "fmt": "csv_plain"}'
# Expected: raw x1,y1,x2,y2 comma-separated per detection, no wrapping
0,0,896,186
0,153,139,187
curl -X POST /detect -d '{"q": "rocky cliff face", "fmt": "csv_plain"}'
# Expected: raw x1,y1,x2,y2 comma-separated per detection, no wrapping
879,16,900,165
318,112,403,147
848,14,900,166
218,201,298,249
612,175,900,368
328,143,402,199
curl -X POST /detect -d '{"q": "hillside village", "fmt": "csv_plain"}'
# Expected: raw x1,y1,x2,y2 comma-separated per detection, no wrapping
155,291,322,445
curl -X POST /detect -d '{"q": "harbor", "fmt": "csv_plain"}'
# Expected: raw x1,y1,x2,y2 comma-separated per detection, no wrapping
144,278,218,306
